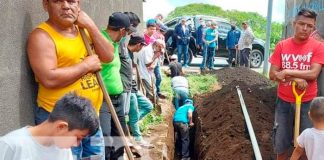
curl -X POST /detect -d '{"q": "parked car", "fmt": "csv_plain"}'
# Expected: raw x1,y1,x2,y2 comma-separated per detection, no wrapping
163,15,265,68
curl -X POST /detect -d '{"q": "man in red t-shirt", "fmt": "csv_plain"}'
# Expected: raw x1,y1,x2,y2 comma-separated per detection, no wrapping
269,8,324,160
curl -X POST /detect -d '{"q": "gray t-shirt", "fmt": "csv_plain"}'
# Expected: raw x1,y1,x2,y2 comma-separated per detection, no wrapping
297,128,324,160
0,127,73,160
171,76,189,89
119,39,133,92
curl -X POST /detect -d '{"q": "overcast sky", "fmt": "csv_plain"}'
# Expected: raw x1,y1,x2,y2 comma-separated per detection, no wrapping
143,0,285,23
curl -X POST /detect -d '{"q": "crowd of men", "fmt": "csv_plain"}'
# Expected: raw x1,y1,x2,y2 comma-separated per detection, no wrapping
0,1,172,160
0,1,324,160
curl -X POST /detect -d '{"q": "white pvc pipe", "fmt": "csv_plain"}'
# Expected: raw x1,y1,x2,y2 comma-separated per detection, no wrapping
236,86,263,160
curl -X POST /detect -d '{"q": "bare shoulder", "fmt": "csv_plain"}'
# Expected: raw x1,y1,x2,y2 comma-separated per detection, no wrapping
27,28,57,74
27,28,55,56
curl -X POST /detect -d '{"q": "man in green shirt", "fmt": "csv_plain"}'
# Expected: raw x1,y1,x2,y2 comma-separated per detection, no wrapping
99,12,135,160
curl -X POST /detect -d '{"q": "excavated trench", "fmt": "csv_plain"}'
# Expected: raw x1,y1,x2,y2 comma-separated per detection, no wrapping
192,67,277,160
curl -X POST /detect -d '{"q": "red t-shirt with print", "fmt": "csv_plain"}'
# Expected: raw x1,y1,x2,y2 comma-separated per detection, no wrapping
269,37,324,103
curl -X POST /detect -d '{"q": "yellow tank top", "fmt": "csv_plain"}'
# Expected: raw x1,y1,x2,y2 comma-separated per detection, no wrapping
36,22,103,114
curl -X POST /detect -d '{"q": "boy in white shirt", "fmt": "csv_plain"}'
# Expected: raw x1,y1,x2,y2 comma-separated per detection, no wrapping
0,93,100,160
291,97,324,160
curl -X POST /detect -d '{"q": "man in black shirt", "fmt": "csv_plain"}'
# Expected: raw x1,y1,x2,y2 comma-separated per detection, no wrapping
169,55,183,78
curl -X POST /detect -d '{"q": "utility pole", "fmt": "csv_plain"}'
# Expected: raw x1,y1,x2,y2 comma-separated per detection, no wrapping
263,0,273,75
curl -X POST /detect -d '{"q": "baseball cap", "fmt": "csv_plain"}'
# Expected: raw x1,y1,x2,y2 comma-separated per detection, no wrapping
108,12,136,32
146,18,157,25
129,33,147,46
170,54,178,60
185,99,193,104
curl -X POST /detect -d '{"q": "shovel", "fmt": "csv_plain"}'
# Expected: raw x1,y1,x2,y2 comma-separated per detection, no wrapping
79,28,135,160
292,81,306,147
235,48,239,67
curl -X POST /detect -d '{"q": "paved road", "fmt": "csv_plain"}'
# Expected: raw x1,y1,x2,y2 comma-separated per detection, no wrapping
183,55,269,74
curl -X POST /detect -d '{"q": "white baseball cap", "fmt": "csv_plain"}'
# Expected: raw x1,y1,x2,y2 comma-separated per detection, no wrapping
170,54,178,60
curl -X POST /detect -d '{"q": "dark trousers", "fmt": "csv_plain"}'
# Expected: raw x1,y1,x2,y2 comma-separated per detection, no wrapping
227,49,236,65
240,48,251,67
99,94,127,160
174,122,190,158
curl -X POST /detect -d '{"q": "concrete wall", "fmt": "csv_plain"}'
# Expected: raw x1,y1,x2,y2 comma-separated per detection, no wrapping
0,0,143,135
284,0,324,38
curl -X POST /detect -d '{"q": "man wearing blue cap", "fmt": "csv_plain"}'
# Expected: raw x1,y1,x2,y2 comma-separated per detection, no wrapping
173,99,195,160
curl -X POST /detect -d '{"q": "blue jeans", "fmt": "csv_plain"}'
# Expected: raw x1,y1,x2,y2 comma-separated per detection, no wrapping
200,43,207,69
173,87,189,110
206,47,215,69
177,44,189,65
34,107,105,160
72,128,105,160
272,98,312,154
154,64,162,94
99,94,127,160
129,91,153,141
34,106,50,125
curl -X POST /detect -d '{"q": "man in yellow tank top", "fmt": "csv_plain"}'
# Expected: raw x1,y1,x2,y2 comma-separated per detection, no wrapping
27,0,114,160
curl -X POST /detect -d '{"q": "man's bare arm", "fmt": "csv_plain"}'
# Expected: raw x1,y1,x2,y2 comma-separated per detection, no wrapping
27,29,101,89
290,145,305,160
188,111,194,127
77,11,114,63
145,53,160,69
269,64,282,81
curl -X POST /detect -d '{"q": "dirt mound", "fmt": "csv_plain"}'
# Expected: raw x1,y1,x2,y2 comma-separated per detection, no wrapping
207,67,272,87
194,67,276,160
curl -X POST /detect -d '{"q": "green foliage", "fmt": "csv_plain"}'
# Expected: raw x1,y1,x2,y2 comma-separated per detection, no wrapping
165,3,283,49
140,110,164,133
160,74,172,100
186,73,218,96
139,73,170,133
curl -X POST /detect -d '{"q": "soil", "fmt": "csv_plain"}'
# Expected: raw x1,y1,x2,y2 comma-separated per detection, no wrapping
194,67,277,160
138,99,175,160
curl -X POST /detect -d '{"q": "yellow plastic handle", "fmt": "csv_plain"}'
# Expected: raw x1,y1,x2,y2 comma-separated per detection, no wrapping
292,81,306,105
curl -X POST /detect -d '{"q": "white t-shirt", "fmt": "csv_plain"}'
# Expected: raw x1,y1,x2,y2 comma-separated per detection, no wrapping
137,44,158,83
297,128,324,160
238,27,254,50
0,127,73,160
171,76,189,89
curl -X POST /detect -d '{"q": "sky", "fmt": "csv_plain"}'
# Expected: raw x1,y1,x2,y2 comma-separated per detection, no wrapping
143,0,285,23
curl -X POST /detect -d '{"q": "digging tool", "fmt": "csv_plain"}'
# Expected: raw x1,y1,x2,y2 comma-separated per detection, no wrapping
79,28,135,160
135,65,146,96
235,48,239,67
292,81,306,147
151,75,157,105
164,50,171,64
125,126,142,158
151,75,162,114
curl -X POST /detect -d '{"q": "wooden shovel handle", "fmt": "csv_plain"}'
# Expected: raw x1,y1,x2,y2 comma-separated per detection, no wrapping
79,28,134,160
292,81,305,147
